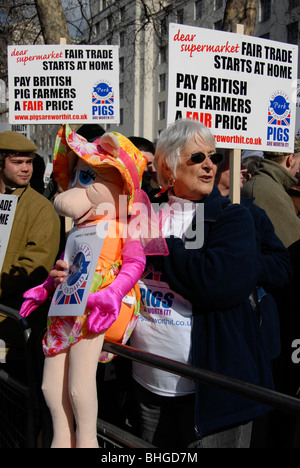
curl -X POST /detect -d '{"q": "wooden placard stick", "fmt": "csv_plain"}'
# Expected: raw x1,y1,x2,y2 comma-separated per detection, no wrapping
229,24,244,204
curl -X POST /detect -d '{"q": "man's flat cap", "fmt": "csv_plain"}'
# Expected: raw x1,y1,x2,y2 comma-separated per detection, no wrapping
0,131,37,152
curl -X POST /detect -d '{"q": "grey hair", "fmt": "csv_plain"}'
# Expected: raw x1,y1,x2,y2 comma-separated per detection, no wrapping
154,119,215,187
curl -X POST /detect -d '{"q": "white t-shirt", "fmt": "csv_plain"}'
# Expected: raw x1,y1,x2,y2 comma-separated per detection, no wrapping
131,193,196,397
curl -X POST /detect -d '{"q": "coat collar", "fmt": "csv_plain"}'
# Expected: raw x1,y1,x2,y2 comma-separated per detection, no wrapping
5,185,29,201
200,184,231,222
155,184,230,223
256,158,298,191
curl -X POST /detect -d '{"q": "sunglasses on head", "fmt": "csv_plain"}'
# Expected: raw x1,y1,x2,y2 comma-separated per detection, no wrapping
189,152,223,165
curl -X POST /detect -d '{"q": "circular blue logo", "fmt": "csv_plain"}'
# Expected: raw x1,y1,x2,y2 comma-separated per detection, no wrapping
269,91,290,121
93,82,113,100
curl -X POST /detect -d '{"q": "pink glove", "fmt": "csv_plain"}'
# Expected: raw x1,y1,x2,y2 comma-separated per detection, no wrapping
87,241,146,333
20,271,56,318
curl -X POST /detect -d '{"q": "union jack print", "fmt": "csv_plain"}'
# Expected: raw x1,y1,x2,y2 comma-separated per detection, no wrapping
92,93,114,106
54,281,87,306
268,111,290,127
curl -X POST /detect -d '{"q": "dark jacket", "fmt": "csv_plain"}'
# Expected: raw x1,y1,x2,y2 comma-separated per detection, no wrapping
153,185,277,437
242,161,300,397
241,197,292,361
0,186,60,309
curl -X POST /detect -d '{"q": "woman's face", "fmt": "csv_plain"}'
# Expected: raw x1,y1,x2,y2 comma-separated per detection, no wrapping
172,132,217,200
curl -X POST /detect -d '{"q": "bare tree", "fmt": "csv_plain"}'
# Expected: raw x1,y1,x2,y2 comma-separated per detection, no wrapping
35,0,71,44
223,0,258,35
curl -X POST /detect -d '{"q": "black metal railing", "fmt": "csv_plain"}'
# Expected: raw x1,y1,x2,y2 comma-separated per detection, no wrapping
103,340,300,416
1,303,300,448
0,304,40,448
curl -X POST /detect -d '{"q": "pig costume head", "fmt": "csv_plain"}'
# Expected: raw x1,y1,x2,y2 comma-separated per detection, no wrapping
53,124,148,226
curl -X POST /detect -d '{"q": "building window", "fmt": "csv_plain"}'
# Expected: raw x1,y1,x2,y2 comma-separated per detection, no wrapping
159,46,167,64
214,20,223,30
107,14,113,31
0,80,6,105
159,101,166,120
195,0,203,20
159,73,166,92
120,56,124,73
260,32,270,39
120,31,125,48
259,0,271,23
94,22,101,36
177,9,184,24
120,82,124,99
287,21,299,44
289,0,300,8
214,0,223,10
120,6,126,22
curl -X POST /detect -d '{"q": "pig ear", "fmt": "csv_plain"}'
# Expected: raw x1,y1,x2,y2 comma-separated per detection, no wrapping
99,133,120,158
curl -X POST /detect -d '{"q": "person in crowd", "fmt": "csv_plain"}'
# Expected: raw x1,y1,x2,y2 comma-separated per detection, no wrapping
241,150,264,166
242,142,300,247
242,140,300,447
240,151,264,184
215,151,291,364
287,171,300,218
241,156,262,183
129,136,160,201
129,119,276,448
0,131,60,309
76,123,105,141
0,131,60,382
31,153,46,194
215,149,247,193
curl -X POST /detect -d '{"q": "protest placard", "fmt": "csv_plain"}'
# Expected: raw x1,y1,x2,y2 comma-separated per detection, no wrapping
0,194,18,273
0,123,30,139
168,24,298,152
49,222,109,317
7,45,119,125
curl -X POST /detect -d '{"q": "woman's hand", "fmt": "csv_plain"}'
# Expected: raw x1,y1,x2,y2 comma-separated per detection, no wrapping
49,259,69,284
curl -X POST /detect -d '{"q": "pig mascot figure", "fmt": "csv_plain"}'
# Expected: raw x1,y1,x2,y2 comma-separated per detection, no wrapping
20,124,167,448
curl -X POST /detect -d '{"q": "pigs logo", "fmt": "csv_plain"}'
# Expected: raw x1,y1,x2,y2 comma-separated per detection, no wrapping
268,91,291,127
54,244,91,306
92,81,114,106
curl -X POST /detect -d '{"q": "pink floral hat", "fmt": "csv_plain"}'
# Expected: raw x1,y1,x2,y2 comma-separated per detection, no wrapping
53,124,147,211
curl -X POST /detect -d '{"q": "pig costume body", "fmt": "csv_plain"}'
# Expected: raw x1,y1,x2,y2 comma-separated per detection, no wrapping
20,124,166,448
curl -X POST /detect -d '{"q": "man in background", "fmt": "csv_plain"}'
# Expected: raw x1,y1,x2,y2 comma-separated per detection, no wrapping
129,136,160,201
0,131,60,308
242,138,300,447
0,131,60,380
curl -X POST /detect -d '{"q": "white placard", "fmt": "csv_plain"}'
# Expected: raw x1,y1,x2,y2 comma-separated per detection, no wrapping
43,162,53,187
7,44,119,125
0,194,18,272
0,123,30,139
49,222,110,317
168,24,298,153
